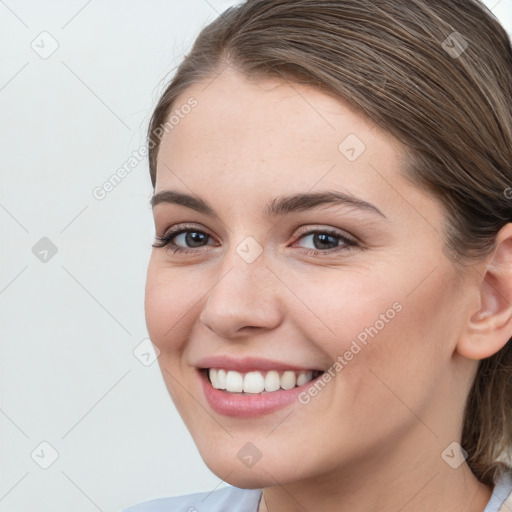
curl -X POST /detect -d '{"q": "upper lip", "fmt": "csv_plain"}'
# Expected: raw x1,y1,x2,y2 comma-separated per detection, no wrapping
194,355,323,373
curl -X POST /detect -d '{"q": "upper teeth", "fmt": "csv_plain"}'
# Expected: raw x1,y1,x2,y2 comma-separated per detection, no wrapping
208,369,317,394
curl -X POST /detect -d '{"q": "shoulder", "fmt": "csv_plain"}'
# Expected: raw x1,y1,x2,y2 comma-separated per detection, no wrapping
122,485,262,512
484,468,512,512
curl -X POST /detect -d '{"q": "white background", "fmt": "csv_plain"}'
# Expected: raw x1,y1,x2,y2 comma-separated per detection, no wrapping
1,1,511,511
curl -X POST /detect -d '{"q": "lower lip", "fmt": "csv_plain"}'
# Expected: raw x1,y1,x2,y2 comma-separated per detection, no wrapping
198,370,323,417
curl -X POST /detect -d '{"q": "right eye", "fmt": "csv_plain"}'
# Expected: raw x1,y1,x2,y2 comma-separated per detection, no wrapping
152,225,216,254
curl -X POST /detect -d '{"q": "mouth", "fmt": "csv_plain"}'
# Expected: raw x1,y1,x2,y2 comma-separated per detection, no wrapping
197,365,327,417
204,368,324,394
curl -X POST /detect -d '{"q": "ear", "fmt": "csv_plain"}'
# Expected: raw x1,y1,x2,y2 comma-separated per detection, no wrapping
457,223,512,360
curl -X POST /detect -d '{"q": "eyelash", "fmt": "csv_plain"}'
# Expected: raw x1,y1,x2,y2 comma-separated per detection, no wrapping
152,223,359,256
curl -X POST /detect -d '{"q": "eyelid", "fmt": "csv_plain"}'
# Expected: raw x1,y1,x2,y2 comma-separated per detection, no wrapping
153,222,361,256
152,223,215,249
156,223,358,241
292,224,359,245
158,223,212,239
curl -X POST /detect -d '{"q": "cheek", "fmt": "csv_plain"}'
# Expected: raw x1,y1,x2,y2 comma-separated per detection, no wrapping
144,261,198,354
298,264,456,389
331,265,461,416
293,270,402,359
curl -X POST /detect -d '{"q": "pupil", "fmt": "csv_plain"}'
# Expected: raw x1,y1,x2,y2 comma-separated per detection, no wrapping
314,233,337,250
186,232,206,247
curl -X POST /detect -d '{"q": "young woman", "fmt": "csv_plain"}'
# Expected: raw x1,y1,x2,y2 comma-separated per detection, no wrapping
125,1,512,510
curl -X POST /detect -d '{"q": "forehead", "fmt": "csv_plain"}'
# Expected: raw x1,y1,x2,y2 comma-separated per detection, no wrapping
154,67,443,230
158,67,392,167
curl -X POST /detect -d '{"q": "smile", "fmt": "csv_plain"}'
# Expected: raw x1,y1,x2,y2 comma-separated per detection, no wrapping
207,368,323,394
198,365,326,417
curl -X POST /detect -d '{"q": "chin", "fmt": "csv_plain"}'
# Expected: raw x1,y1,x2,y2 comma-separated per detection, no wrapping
198,446,303,489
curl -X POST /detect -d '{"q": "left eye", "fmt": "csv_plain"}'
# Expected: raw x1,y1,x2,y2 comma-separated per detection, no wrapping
152,226,358,255
293,229,358,253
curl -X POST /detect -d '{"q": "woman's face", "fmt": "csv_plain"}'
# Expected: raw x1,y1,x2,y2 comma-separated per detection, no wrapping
145,67,477,488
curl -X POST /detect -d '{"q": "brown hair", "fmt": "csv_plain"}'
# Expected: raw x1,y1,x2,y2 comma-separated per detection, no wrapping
147,0,512,486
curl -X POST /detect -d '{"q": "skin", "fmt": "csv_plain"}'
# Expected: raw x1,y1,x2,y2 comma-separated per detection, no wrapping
145,65,512,512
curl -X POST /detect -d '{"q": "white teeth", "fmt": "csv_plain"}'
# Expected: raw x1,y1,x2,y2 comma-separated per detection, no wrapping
296,370,313,386
226,370,243,392
208,368,319,393
209,368,228,390
264,370,280,392
280,371,296,390
243,372,265,393
217,369,227,389
210,368,220,389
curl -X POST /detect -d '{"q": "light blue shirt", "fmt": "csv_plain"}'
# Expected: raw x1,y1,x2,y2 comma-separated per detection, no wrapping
123,486,261,512
123,469,512,512
484,469,512,512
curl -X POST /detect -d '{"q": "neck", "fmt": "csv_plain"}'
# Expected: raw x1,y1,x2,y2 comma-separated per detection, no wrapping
258,450,493,512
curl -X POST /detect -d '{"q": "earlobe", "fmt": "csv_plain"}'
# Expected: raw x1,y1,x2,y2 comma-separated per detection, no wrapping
457,223,512,361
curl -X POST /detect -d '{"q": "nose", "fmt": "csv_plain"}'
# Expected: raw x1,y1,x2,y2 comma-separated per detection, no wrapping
198,252,284,339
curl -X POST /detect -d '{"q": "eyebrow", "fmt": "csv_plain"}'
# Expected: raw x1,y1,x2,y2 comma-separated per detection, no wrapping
150,189,387,219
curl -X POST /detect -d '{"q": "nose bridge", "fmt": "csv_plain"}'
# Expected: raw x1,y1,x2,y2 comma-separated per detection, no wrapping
199,240,283,337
